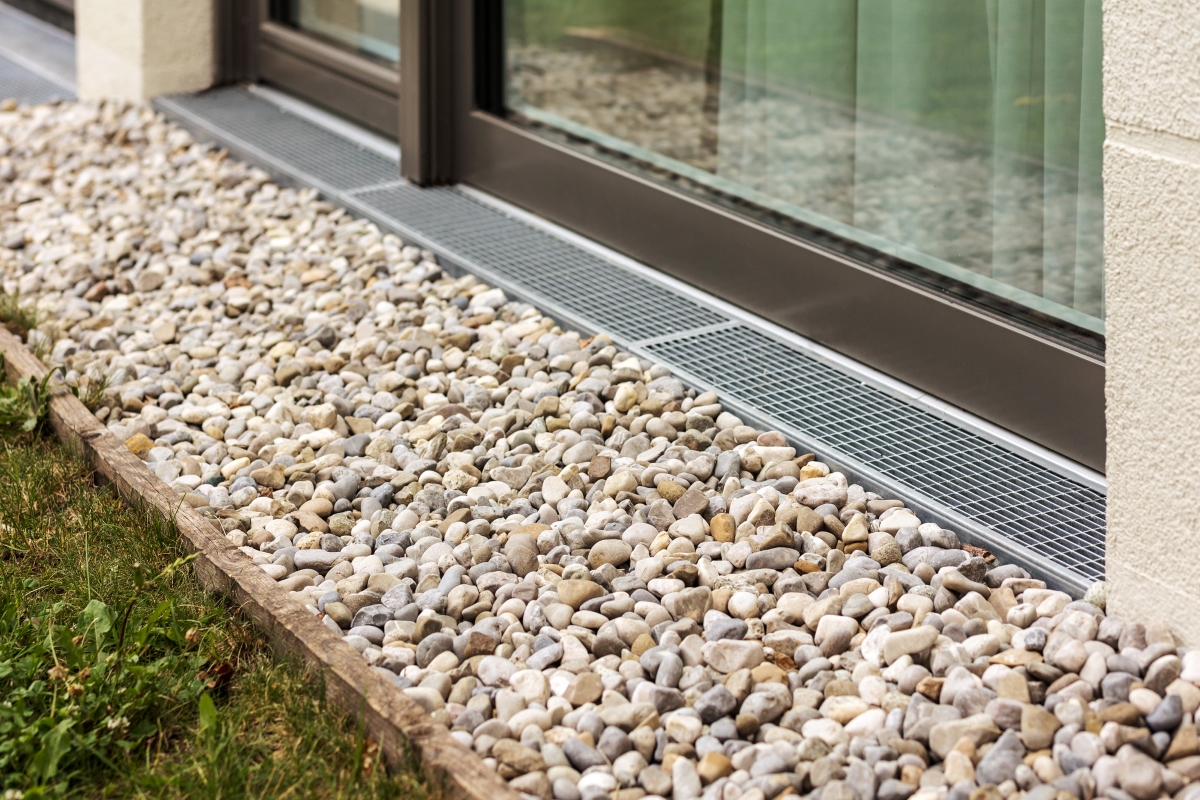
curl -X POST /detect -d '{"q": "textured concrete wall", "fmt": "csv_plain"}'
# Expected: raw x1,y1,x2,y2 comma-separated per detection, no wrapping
1106,0,1200,645
76,0,215,102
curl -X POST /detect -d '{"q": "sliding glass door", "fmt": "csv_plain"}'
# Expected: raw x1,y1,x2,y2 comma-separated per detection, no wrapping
503,0,1104,337
445,0,1106,469
252,0,400,136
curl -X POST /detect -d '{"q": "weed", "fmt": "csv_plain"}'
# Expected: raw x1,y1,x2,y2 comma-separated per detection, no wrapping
65,366,112,413
25,329,55,364
0,357,61,432
0,291,38,337
0,354,109,429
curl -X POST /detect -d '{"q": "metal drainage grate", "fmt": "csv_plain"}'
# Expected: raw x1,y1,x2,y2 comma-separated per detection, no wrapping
167,89,399,191
0,53,73,105
0,2,76,91
151,84,1107,595
354,185,728,342
644,326,1107,584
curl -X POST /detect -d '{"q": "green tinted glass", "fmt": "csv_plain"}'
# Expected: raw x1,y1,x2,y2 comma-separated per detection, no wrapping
505,0,1104,334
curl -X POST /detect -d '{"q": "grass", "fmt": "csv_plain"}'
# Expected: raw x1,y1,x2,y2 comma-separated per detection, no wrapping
0,430,427,799
65,365,114,414
0,292,56,363
0,354,60,432
0,291,39,338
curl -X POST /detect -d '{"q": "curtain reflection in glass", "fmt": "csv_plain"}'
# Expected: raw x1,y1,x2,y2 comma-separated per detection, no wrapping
506,0,1104,332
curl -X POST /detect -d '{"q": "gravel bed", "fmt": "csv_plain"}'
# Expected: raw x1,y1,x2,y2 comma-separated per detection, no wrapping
1,99,1195,800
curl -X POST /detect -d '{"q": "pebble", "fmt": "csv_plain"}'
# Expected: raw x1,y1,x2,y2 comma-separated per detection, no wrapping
2,98,1198,800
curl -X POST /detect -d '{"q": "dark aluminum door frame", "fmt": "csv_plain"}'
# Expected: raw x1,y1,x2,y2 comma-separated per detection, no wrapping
398,0,453,185
436,0,1105,472
241,0,401,138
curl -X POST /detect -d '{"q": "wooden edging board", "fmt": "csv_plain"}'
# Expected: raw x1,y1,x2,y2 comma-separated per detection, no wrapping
0,326,522,800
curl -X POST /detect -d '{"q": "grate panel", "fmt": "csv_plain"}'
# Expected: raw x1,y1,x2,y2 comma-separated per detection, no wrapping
645,325,1107,582
0,3,75,91
0,53,72,106
165,89,399,190
355,185,727,341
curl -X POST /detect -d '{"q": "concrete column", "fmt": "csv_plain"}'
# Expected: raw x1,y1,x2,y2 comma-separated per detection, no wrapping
1105,0,1200,645
76,0,215,102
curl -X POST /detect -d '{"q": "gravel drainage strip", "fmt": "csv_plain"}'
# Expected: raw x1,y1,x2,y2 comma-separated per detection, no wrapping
154,86,1106,595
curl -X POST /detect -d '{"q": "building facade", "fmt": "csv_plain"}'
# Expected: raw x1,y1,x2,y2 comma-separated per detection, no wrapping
26,0,1200,641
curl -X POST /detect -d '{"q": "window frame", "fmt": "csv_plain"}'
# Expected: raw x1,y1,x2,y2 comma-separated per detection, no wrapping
240,0,401,137
421,0,1106,471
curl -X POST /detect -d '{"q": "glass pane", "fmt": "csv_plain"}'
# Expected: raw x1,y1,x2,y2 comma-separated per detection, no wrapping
505,0,1104,336
280,0,399,64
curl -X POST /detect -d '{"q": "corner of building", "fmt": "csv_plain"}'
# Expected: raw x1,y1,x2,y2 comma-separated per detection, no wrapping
75,0,215,103
1104,0,1200,645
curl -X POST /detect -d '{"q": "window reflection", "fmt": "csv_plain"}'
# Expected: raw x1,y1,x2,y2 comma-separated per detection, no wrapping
506,0,1104,334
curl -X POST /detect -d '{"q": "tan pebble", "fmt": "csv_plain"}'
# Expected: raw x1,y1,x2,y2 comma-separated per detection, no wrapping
711,586,733,613
300,498,334,516
915,676,944,701
697,751,732,784
631,634,656,657
124,433,154,458
710,513,735,543
657,479,685,502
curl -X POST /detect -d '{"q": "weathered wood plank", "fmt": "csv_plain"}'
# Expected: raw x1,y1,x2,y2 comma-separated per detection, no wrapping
0,326,523,800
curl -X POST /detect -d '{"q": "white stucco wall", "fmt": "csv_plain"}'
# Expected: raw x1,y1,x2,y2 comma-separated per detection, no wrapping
1105,0,1200,645
76,0,215,102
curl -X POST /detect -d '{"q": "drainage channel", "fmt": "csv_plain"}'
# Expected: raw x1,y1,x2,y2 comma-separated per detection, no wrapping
154,86,1106,596
0,36,1106,596
0,2,75,103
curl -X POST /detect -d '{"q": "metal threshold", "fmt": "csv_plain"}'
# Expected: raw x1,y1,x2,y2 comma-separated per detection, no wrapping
0,25,1106,595
0,2,75,100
